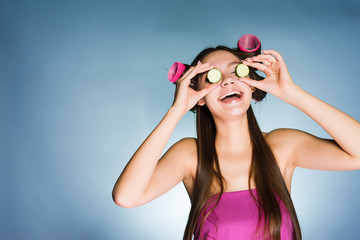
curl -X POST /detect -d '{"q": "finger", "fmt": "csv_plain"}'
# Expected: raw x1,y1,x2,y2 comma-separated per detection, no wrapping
247,58,271,67
198,63,215,73
240,78,264,90
251,54,277,64
262,49,284,62
241,61,268,73
181,62,201,81
181,62,213,83
197,82,219,98
261,59,271,66
181,66,196,79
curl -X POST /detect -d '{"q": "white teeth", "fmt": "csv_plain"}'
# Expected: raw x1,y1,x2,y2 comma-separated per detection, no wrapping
220,91,242,101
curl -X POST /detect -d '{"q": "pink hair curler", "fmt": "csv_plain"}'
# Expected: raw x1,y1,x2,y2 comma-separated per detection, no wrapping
237,34,261,53
168,62,186,83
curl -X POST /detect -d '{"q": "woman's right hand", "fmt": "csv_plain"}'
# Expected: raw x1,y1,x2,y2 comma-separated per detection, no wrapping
172,61,219,113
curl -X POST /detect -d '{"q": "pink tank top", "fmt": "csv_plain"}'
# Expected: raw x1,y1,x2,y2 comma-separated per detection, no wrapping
194,189,295,240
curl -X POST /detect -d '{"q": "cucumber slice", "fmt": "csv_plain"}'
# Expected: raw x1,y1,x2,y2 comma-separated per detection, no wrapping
236,64,250,78
207,68,222,83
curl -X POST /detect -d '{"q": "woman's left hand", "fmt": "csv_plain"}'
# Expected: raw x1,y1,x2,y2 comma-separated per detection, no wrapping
240,50,297,99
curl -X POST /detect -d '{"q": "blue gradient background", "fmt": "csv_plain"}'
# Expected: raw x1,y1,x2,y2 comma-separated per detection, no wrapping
2,0,360,239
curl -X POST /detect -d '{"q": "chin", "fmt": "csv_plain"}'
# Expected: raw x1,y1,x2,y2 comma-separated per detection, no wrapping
208,101,251,120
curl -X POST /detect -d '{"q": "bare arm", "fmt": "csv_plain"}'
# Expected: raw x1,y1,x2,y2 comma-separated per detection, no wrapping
288,85,360,170
280,86,360,170
243,50,360,171
267,128,360,171
112,62,217,208
112,107,185,208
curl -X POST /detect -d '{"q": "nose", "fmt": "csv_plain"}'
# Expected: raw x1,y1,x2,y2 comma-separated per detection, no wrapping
220,74,235,87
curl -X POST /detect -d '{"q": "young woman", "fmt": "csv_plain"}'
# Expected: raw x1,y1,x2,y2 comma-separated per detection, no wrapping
112,36,360,239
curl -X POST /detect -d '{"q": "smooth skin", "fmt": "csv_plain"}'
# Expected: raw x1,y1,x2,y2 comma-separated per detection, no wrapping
112,50,360,208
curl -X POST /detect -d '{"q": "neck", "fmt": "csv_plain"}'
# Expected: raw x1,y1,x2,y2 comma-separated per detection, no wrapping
214,113,252,154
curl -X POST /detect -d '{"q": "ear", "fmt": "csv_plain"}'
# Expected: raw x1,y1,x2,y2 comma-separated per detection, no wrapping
197,98,205,106
251,86,256,92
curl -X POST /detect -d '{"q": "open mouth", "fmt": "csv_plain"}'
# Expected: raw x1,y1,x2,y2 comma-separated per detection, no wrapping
219,91,243,102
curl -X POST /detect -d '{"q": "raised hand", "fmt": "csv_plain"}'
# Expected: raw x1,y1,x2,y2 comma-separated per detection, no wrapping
173,61,219,113
240,50,296,99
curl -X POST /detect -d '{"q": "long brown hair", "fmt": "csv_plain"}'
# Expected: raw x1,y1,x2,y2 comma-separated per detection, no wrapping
182,46,302,240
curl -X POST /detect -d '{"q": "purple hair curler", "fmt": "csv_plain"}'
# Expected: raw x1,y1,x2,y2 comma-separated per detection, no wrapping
168,62,186,83
237,34,261,53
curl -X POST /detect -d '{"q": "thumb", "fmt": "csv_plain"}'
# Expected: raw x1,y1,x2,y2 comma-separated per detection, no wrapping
197,83,219,99
241,78,263,90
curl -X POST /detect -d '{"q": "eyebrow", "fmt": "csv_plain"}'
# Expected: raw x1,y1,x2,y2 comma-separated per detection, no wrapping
227,61,241,67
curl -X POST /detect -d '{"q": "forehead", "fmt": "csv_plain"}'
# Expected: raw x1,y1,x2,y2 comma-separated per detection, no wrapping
202,50,240,65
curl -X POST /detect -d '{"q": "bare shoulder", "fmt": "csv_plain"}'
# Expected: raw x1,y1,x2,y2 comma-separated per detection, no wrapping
170,137,197,160
262,128,306,193
169,137,197,177
172,137,197,150
264,128,309,156
264,128,307,148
